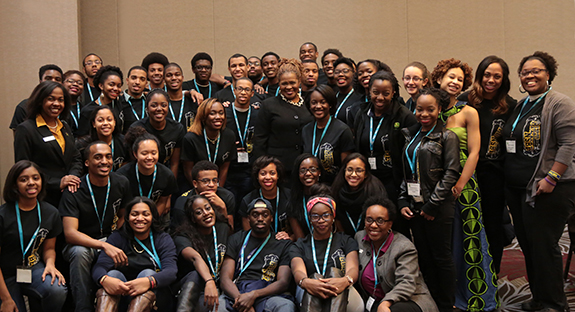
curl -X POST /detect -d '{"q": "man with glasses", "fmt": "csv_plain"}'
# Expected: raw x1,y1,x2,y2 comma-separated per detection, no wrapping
219,198,296,312
182,52,223,100
171,160,236,229
81,53,103,105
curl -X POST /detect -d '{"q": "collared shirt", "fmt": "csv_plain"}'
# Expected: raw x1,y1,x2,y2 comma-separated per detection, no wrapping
36,114,65,153
361,232,394,299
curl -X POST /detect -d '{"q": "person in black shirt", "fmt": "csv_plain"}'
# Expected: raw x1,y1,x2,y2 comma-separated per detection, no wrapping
0,161,67,312
164,62,198,131
290,195,362,312
402,62,431,113
60,142,132,312
320,49,343,89
183,52,223,100
81,53,103,105
173,195,231,312
248,56,264,84
261,52,281,98
299,42,327,87
10,64,64,132
219,198,295,312
351,59,394,109
289,154,322,240
121,66,148,131
131,89,186,178
62,70,86,136
333,57,362,125
216,54,265,104
300,60,319,100
142,52,169,91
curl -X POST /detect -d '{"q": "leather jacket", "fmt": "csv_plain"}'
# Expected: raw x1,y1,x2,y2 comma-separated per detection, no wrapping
397,121,460,217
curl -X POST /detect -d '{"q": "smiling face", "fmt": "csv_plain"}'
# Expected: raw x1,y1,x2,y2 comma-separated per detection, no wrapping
228,57,248,81
415,94,441,131
279,72,300,101
262,55,279,80
520,59,550,95
369,79,394,115
17,166,42,201
365,204,392,244
357,62,378,90
164,66,183,92
334,63,354,89
299,158,320,188
86,143,113,178
147,93,169,123
129,202,153,237
63,73,85,97
481,62,503,99
191,197,216,229
345,158,366,191
148,63,165,87
41,87,65,121
193,170,219,193
403,66,427,97
248,206,272,235
258,163,278,192
438,67,464,96
205,102,225,131
309,90,330,121
234,79,254,106
299,44,318,61
193,59,213,84
310,203,333,235
322,53,339,79
134,140,159,171
127,69,147,97
92,108,115,138
99,74,122,101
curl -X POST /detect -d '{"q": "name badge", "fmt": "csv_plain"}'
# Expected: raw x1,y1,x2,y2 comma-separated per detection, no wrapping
506,139,516,154
43,135,56,142
16,266,32,284
366,296,376,312
368,157,377,170
407,182,421,197
237,151,249,163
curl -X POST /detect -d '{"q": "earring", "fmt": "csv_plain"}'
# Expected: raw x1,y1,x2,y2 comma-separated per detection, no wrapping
388,229,392,234
519,85,526,94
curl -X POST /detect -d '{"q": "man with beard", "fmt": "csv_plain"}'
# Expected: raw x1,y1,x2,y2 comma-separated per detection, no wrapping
121,66,148,131
81,53,103,105
59,142,132,312
219,198,295,312
216,54,265,104
300,60,319,100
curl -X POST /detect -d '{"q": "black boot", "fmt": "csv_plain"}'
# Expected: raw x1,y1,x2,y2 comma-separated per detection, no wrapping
176,281,201,312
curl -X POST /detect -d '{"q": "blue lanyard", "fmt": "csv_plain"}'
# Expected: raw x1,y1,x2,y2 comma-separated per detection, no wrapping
136,164,157,198
312,117,332,157
346,211,362,233
369,115,385,153
15,201,41,265
371,234,391,292
237,231,271,280
405,124,437,175
265,84,280,96
203,129,221,163
86,175,111,237
511,87,551,134
311,232,333,276
135,231,162,270
232,105,252,148
206,226,219,278
335,89,354,118
303,197,312,233
71,101,80,128
259,189,279,232
230,85,236,100
194,79,212,98
169,91,185,123
127,94,146,120
110,140,115,172
88,84,95,102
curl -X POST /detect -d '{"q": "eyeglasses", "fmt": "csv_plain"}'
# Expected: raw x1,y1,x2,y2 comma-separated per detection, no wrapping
334,68,353,75
365,217,390,226
236,87,252,93
197,178,219,185
195,65,212,71
345,167,365,175
65,78,84,86
520,68,547,77
248,62,260,67
85,60,102,66
310,212,332,222
402,76,423,83
299,167,319,175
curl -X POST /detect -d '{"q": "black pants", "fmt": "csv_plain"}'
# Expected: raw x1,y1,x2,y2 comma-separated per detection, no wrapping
506,181,575,311
409,201,455,312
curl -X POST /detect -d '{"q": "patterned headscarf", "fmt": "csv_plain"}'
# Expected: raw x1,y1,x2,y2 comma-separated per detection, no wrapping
306,196,336,218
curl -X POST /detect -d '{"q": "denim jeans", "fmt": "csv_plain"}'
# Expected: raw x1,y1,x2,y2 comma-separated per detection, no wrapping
219,293,296,312
63,244,99,312
2,261,67,312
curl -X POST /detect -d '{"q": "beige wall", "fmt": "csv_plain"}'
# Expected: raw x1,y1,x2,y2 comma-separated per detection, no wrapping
2,0,575,200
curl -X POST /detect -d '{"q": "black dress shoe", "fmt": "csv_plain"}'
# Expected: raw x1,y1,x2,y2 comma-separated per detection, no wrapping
521,300,544,311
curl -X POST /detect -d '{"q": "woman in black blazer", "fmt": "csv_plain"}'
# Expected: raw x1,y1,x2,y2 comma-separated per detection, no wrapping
14,81,83,206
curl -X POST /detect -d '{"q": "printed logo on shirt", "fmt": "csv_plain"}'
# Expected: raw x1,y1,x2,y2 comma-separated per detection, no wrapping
111,198,122,231
164,141,176,164
261,253,279,282
113,157,124,171
185,111,195,131
486,119,505,160
246,126,255,154
27,228,49,267
217,243,227,273
523,115,541,157
331,248,346,272
380,134,392,168
151,190,163,202
319,143,336,174
222,151,230,162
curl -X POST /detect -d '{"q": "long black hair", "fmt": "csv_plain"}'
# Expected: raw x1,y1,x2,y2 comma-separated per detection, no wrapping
3,160,46,203
121,197,163,239
331,153,387,203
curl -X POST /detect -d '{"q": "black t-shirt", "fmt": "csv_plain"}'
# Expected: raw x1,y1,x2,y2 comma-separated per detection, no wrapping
0,202,62,277
81,84,101,106
358,110,396,182
289,232,358,276
215,86,265,104
171,188,237,229
182,80,223,100
238,188,291,233
10,99,28,130
335,90,362,125
225,104,261,172
59,173,131,239
120,92,147,133
116,162,178,202
131,117,186,166
181,128,237,166
264,84,280,99
302,118,355,184
502,97,544,188
77,101,124,136
225,230,291,282
174,222,229,279
404,98,416,114
75,134,127,172
167,95,198,131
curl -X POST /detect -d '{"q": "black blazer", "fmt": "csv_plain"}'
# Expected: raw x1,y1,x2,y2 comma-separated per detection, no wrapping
14,118,83,205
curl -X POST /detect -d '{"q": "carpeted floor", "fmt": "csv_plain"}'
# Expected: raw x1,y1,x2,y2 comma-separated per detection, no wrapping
497,226,575,311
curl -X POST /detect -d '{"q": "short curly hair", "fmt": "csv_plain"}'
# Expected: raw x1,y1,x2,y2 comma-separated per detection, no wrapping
518,51,558,84
430,58,473,91
93,65,123,88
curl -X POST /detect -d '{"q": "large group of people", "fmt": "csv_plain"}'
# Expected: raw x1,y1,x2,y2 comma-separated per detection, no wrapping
2,42,575,312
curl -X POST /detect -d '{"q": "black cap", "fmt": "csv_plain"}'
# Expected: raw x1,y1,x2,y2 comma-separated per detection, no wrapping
247,197,274,215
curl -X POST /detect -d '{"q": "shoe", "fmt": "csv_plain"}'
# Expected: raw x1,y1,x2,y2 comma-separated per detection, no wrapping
521,300,543,311
176,281,200,312
95,288,120,312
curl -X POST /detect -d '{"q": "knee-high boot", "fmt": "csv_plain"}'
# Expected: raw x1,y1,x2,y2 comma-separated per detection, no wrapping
127,290,156,312
300,273,324,312
176,281,201,312
95,288,120,312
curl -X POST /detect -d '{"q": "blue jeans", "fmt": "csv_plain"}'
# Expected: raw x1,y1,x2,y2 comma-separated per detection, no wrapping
219,293,296,312
2,261,67,312
63,244,99,312
107,269,173,311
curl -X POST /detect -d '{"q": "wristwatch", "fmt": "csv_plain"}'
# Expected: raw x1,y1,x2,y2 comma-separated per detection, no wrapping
345,275,353,287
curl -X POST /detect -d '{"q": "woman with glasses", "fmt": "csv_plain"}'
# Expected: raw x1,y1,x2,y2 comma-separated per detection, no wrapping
62,70,86,136
302,85,355,184
331,153,388,236
333,57,362,125
289,154,322,239
290,195,363,312
182,98,236,187
502,51,575,312
402,62,431,113
355,196,438,312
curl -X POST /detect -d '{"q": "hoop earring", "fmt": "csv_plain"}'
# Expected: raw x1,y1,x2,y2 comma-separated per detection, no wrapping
519,85,526,94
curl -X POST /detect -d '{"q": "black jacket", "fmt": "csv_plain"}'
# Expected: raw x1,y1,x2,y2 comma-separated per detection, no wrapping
397,121,460,217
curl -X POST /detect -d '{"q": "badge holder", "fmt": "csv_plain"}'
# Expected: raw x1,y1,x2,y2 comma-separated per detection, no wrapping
366,296,376,311
407,180,424,203
16,265,32,284
368,157,377,170
506,139,516,154
237,151,249,163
